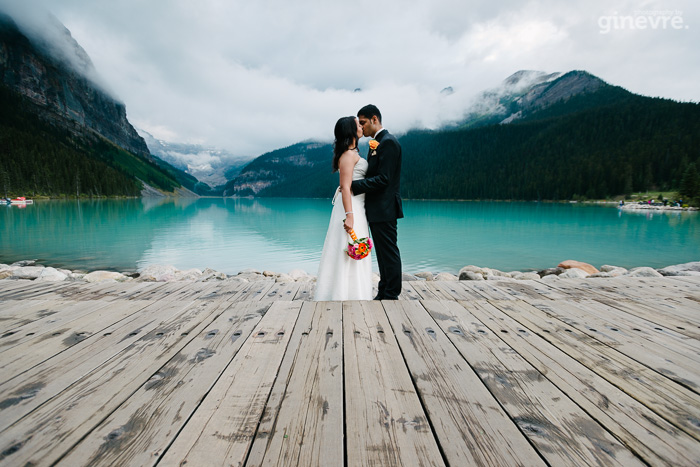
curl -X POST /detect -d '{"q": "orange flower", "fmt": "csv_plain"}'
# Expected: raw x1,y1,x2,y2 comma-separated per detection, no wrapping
368,139,379,150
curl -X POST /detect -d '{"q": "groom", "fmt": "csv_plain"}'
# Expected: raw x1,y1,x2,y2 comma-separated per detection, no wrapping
350,104,403,300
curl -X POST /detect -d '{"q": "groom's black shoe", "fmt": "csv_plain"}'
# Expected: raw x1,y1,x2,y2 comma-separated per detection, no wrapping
373,295,384,300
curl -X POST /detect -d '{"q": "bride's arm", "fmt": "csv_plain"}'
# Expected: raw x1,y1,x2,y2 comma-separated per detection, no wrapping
338,151,356,232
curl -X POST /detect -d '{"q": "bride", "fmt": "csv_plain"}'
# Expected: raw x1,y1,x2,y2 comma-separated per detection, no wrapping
314,116,373,301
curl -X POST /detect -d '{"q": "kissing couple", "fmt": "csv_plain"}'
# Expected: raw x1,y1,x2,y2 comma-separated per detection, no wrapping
314,104,403,301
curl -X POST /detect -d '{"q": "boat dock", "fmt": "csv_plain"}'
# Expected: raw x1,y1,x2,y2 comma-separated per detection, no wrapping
1,276,699,466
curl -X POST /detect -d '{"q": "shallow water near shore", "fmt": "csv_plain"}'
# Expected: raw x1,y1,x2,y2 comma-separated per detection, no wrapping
1,198,698,275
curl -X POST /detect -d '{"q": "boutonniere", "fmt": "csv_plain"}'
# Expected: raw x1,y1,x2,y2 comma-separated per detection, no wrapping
369,139,379,156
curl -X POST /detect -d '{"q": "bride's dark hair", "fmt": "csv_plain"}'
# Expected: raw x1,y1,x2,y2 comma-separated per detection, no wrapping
332,116,357,172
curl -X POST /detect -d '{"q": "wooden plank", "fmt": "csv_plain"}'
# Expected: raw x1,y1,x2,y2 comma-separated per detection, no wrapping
0,299,116,354
481,281,547,301
552,298,700,353
246,301,322,464
293,280,315,301
464,299,700,466
261,281,301,301
458,280,517,300
383,300,546,466
423,281,459,301
483,299,700,442
0,293,227,466
422,299,646,466
528,299,700,392
55,281,129,301
343,300,444,467
195,281,246,302
594,297,700,340
0,300,57,330
615,296,700,329
120,281,193,303
56,301,270,467
0,280,40,298
399,281,422,301
0,299,50,317
581,300,700,352
427,280,484,301
538,278,631,300
601,277,698,302
0,299,156,384
0,281,76,301
156,301,301,466
0,294,225,433
247,301,343,466
407,280,441,300
227,280,276,302
503,279,570,300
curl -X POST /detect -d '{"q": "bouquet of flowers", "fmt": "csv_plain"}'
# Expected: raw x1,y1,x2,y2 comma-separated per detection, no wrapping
346,229,372,260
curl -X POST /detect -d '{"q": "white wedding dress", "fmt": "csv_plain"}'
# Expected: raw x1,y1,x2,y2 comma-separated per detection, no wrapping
314,157,373,301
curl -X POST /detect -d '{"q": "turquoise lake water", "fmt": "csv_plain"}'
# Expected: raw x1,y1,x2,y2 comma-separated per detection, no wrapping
1,198,698,275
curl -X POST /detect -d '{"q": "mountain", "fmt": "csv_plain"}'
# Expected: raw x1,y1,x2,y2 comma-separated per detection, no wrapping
0,11,189,197
140,130,254,189
222,141,336,197
227,70,700,201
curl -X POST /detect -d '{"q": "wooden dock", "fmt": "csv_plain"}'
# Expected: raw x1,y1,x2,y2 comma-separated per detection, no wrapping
0,276,699,466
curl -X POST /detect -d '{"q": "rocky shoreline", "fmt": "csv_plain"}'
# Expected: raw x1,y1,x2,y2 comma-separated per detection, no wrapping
1,260,698,284
619,203,698,212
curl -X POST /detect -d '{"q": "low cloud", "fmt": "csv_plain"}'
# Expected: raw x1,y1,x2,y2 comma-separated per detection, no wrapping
2,0,697,159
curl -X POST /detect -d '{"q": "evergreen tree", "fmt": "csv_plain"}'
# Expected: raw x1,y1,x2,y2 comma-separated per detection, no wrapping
680,163,700,205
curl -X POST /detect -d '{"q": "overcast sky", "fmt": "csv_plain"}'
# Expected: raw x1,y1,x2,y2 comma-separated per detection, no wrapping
3,0,699,157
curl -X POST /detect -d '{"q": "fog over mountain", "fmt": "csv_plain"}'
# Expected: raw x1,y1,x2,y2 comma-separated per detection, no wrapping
139,130,254,187
1,0,697,161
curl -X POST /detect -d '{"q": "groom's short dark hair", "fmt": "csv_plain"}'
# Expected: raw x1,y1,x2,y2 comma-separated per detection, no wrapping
358,104,381,123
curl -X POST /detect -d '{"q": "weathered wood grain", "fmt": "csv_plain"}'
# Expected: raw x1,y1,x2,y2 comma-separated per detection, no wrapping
0,277,698,466
484,299,700,442
407,280,442,300
594,297,700,340
459,280,518,300
56,301,270,466
399,281,422,300
0,299,116,354
292,280,315,301
528,299,700,392
468,299,700,466
0,294,227,466
261,281,301,301
423,299,645,466
247,301,343,467
157,301,302,466
384,300,545,466
343,300,444,467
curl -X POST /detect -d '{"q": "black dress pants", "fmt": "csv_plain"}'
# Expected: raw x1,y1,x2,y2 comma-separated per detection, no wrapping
369,220,402,299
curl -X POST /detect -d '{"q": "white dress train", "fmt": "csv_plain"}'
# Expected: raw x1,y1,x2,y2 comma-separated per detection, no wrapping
314,157,373,301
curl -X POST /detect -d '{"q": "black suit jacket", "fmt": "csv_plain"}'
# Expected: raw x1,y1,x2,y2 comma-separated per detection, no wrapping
351,129,403,222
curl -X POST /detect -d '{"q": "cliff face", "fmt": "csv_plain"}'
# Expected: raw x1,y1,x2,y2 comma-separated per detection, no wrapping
0,12,150,158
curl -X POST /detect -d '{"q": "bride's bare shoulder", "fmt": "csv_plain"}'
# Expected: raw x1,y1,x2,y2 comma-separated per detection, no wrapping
339,150,360,167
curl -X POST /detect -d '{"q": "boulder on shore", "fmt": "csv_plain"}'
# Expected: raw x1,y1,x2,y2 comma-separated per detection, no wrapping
538,267,564,277
461,271,484,281
627,267,663,278
658,261,700,276
512,272,540,280
36,267,68,282
434,272,458,281
558,260,599,275
559,268,590,279
139,265,179,282
415,271,434,281
11,266,45,280
84,271,127,283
